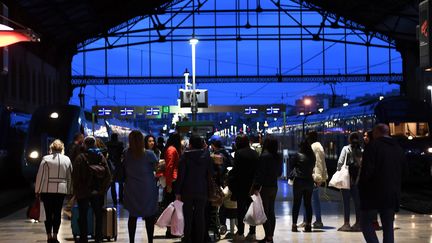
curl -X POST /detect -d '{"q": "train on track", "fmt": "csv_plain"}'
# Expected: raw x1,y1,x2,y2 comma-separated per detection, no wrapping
269,96,432,187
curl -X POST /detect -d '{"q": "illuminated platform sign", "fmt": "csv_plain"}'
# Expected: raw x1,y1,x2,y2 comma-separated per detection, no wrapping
98,107,112,116
244,106,258,115
146,107,162,119
120,107,134,116
266,106,281,115
146,107,160,116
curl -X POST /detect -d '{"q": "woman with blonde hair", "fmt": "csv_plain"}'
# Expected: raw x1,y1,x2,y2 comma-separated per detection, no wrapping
123,130,158,243
35,139,73,243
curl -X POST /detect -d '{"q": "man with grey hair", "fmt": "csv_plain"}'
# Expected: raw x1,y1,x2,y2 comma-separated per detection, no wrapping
359,123,404,243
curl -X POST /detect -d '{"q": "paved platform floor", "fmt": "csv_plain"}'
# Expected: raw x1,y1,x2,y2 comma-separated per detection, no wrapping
0,181,431,243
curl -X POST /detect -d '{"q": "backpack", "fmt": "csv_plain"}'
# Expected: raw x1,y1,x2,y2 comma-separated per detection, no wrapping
86,157,106,193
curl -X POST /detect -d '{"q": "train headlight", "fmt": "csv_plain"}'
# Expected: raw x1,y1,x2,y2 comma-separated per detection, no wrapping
428,147,432,153
29,151,39,159
50,112,59,119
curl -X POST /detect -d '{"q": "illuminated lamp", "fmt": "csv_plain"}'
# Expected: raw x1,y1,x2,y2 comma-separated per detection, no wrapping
0,16,40,47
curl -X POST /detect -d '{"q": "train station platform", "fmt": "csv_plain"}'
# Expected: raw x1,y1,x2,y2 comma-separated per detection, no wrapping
0,181,430,243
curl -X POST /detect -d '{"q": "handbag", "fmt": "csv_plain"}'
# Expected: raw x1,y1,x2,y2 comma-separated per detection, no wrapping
207,174,224,207
27,198,41,221
329,148,350,189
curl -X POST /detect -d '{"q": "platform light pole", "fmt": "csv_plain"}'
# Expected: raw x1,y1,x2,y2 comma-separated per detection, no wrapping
190,37,199,121
427,85,432,105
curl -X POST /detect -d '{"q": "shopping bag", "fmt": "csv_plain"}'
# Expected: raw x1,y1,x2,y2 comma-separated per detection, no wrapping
170,200,184,236
27,199,41,221
329,165,350,189
39,201,46,222
155,202,175,228
243,193,267,226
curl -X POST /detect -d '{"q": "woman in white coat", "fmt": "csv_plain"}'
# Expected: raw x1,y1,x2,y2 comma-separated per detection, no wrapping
35,139,73,243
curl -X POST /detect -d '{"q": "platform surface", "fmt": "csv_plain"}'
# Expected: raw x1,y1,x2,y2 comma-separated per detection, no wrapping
0,181,430,243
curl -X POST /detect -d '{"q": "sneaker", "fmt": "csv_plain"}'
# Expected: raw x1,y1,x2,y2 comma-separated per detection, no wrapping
304,224,312,232
292,225,298,232
245,233,256,241
297,222,306,228
312,221,324,229
337,223,351,232
351,222,362,232
233,233,245,241
165,230,178,238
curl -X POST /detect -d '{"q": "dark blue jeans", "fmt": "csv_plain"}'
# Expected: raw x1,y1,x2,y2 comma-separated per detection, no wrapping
360,209,395,243
77,195,104,242
341,185,361,224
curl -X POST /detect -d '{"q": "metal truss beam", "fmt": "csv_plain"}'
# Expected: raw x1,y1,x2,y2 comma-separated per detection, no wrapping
290,0,400,45
71,73,403,86
77,0,400,53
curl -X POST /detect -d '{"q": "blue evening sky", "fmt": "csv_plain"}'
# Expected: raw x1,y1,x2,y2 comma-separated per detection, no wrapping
69,0,401,108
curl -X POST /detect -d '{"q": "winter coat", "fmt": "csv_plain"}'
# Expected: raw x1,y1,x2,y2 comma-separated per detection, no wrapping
164,146,180,189
35,153,73,195
253,151,282,189
175,149,213,200
359,136,404,211
290,152,315,181
229,147,259,200
311,142,328,183
123,149,158,217
72,148,111,199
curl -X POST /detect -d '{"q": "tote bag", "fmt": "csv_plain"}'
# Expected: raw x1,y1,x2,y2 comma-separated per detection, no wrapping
329,149,350,189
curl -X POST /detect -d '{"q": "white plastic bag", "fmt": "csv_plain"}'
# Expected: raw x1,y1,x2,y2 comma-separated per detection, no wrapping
39,201,46,222
329,165,350,189
243,193,267,226
155,202,175,228
170,200,184,236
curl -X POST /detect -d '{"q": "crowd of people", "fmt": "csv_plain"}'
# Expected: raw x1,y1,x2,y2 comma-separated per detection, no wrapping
33,123,403,243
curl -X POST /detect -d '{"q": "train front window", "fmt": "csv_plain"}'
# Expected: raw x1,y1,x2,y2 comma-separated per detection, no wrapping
389,122,430,138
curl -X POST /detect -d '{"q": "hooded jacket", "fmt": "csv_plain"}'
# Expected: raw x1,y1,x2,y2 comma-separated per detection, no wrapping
311,142,328,183
72,148,111,199
359,136,404,211
175,149,213,200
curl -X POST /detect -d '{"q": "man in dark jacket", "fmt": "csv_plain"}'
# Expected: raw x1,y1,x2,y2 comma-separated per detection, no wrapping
175,134,213,243
64,133,84,218
105,133,124,205
72,136,111,243
229,134,259,241
359,124,404,243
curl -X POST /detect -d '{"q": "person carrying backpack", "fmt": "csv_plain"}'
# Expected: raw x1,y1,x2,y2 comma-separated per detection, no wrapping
337,132,362,232
72,136,111,243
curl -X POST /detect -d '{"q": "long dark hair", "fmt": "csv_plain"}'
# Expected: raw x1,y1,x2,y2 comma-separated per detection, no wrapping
235,134,250,150
349,132,361,149
165,132,181,154
262,135,278,156
129,130,145,159
299,140,315,160
145,134,160,155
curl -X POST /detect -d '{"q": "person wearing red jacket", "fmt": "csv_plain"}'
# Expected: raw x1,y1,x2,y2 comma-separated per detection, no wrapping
162,132,181,238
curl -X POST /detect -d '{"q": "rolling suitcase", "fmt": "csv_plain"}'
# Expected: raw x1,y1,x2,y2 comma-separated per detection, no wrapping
102,207,118,241
71,206,94,241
